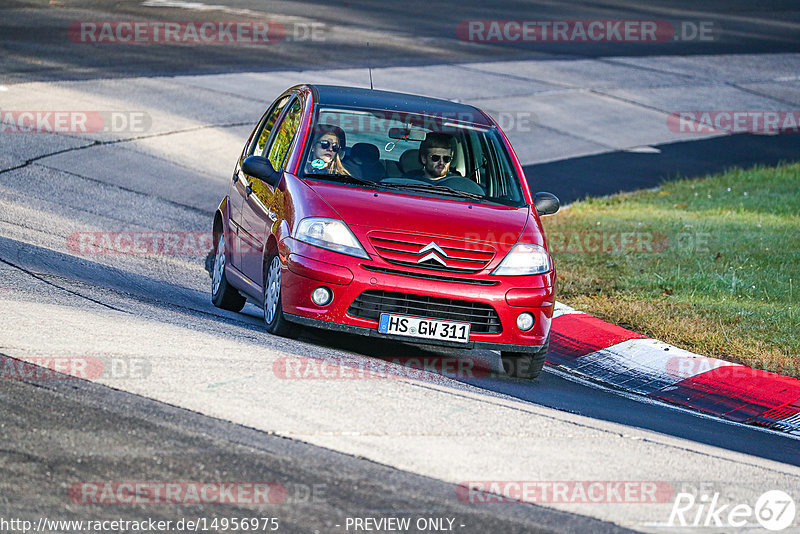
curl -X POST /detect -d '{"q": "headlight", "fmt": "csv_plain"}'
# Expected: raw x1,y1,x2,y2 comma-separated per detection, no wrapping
492,243,551,276
294,217,370,259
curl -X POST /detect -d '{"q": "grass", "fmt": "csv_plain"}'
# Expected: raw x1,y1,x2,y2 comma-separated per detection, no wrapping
541,162,800,378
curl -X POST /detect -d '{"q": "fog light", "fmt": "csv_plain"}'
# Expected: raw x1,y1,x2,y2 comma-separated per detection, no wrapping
311,286,332,306
516,312,534,331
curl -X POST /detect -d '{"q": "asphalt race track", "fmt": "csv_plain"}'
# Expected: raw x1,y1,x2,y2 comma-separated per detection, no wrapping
4,0,800,83
1,1,800,533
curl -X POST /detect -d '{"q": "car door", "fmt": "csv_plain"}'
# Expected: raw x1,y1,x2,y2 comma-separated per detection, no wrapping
230,94,291,272
238,95,304,288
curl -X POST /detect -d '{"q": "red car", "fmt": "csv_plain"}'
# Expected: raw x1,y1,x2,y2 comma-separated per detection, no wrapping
211,85,559,378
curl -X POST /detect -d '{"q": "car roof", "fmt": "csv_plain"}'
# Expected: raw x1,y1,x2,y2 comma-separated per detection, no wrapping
308,85,493,127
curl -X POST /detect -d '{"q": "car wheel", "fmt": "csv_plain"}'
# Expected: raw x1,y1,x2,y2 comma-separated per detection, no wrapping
211,231,246,312
501,337,549,379
263,254,298,338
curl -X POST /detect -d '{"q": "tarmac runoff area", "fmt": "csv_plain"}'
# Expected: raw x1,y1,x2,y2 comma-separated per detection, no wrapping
1,52,799,532
2,52,800,180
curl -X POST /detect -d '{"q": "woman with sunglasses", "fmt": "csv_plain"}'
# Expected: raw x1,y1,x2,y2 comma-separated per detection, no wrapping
307,125,350,175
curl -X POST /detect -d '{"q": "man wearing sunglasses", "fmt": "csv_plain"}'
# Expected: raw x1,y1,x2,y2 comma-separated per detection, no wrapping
416,132,456,181
404,132,484,195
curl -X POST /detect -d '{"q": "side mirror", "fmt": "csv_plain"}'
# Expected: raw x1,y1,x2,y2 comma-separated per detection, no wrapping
242,156,280,187
534,192,560,216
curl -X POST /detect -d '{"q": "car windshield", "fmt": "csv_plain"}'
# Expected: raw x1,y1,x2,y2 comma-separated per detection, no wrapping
301,106,527,206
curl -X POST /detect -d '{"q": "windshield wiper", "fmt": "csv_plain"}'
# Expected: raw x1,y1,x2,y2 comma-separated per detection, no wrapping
304,172,379,188
378,181,487,201
306,173,490,202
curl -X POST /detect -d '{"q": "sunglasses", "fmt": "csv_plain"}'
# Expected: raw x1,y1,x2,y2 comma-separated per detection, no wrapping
318,140,340,152
428,154,452,163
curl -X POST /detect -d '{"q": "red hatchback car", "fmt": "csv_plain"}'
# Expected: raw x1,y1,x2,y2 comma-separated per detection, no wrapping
211,85,559,378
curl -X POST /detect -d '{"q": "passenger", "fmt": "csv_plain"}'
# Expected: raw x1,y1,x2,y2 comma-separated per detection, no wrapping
307,125,350,175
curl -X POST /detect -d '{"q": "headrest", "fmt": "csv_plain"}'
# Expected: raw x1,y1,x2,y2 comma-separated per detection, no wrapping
349,143,380,163
400,149,421,172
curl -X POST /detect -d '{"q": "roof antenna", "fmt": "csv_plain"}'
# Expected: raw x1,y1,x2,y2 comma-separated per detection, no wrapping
367,42,374,90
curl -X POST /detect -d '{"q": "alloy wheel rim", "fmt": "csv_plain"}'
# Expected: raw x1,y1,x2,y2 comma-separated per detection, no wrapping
264,257,281,324
212,235,225,295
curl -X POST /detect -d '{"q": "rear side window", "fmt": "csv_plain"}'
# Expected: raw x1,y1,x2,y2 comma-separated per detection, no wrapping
267,99,303,171
250,95,290,157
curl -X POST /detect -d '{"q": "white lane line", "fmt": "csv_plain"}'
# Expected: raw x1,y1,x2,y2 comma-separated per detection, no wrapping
624,146,661,153
141,0,265,16
139,0,322,26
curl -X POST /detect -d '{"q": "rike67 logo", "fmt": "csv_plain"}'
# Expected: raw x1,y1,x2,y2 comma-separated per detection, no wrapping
669,489,796,531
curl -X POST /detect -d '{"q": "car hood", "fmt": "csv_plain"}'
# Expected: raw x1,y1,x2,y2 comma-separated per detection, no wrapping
305,181,531,245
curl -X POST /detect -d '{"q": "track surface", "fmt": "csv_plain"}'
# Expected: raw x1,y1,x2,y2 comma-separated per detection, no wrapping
2,1,800,533
3,0,800,83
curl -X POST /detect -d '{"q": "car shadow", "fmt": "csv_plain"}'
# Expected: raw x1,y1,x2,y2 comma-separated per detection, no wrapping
0,235,271,335
296,324,800,468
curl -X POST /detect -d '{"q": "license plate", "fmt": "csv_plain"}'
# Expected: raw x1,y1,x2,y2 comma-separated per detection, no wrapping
378,313,471,343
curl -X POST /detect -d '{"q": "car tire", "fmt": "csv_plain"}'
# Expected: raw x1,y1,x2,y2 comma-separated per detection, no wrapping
211,231,246,312
501,337,549,379
263,254,299,338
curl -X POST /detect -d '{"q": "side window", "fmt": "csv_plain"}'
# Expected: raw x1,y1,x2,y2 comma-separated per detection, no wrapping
267,99,303,171
250,96,290,157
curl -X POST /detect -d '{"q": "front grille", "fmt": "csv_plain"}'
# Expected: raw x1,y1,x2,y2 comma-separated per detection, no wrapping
348,290,502,334
361,265,499,286
368,232,495,274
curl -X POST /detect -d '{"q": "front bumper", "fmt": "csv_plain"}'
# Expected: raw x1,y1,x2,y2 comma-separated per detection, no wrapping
285,313,548,353
279,239,554,352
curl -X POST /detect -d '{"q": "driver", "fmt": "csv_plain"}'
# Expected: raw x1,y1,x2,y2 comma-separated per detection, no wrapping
407,132,456,181
405,132,484,195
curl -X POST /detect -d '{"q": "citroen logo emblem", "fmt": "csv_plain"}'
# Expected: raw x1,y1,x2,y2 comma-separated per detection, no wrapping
417,241,448,266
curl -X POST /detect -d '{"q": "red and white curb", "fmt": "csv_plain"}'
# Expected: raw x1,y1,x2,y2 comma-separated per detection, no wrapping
547,303,800,436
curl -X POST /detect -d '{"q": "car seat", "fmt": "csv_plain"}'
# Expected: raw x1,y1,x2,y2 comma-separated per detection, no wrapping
344,143,385,181
399,149,422,174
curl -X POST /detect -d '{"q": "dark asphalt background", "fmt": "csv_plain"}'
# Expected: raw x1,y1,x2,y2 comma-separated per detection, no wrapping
2,1,799,532
1,358,637,534
2,0,800,84
524,132,800,204
3,0,799,201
